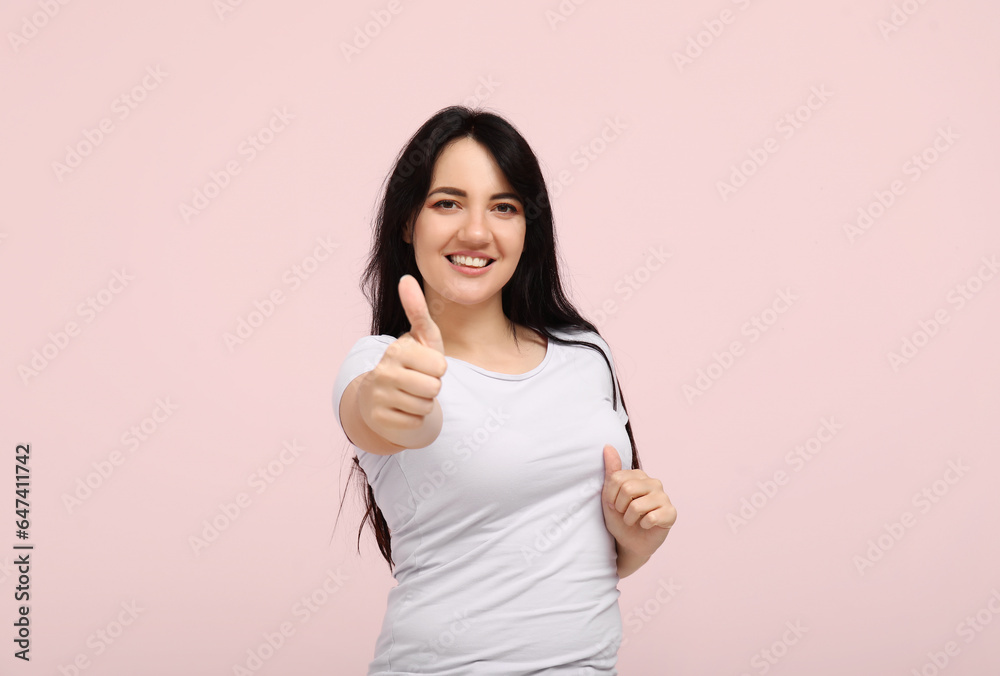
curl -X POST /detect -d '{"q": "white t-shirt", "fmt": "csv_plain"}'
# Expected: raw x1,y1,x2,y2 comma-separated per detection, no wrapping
332,326,632,675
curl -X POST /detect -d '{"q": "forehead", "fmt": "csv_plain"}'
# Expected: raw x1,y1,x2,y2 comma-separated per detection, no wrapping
431,138,514,191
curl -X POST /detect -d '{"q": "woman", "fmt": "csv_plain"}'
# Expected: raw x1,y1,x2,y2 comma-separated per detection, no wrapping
333,105,676,674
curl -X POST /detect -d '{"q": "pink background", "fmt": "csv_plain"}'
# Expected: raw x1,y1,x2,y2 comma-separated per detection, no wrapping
3,0,999,674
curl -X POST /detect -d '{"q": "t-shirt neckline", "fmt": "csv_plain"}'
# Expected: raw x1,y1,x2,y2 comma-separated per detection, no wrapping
446,337,552,381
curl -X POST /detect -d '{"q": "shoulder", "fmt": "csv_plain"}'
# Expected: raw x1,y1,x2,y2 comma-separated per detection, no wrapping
546,326,612,352
347,334,397,351
338,334,399,374
543,327,621,374
365,334,398,344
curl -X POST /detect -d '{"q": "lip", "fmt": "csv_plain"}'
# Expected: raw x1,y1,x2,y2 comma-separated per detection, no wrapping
444,254,494,276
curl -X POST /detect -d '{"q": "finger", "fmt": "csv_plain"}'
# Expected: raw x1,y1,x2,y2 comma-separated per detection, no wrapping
613,478,660,514
637,504,678,530
384,388,437,418
602,446,625,508
399,274,445,354
370,405,429,431
393,366,445,401
603,444,622,478
391,335,448,380
622,494,668,528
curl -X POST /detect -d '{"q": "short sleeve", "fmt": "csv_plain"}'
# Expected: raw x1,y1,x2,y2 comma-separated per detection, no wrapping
332,334,396,438
586,331,629,427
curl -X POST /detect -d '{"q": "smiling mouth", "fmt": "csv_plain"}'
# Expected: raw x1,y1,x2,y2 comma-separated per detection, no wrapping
445,254,495,268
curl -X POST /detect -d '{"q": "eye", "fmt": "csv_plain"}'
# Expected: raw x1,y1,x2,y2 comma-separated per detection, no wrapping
495,203,519,215
432,199,457,209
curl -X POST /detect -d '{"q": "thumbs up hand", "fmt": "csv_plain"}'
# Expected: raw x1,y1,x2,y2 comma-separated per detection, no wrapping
356,275,448,447
601,444,676,571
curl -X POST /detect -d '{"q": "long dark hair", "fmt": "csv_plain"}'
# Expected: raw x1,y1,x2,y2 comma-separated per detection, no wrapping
335,105,640,571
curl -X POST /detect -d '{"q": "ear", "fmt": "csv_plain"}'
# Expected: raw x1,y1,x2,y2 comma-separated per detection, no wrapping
402,214,416,244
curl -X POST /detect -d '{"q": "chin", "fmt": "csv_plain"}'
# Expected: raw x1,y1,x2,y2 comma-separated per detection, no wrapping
442,290,501,305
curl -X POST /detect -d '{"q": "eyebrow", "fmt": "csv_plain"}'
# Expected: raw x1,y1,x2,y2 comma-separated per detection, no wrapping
427,186,522,202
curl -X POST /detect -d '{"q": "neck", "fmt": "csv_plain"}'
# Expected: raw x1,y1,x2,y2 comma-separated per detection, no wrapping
424,290,517,356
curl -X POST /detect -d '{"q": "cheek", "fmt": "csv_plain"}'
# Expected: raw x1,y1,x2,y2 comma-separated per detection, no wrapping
413,217,448,253
504,230,526,259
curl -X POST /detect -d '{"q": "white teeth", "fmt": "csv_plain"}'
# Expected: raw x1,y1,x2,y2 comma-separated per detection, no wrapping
448,254,491,268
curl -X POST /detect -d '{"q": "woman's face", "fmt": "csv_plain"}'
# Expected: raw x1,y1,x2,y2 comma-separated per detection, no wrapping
404,136,526,310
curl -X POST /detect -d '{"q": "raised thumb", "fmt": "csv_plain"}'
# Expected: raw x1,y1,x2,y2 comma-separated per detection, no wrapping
399,274,445,354
603,444,622,478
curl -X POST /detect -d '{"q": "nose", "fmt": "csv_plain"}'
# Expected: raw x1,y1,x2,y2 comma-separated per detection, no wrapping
458,208,491,243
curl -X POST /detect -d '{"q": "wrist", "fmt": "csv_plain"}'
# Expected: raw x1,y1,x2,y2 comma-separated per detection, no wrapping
615,541,651,578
